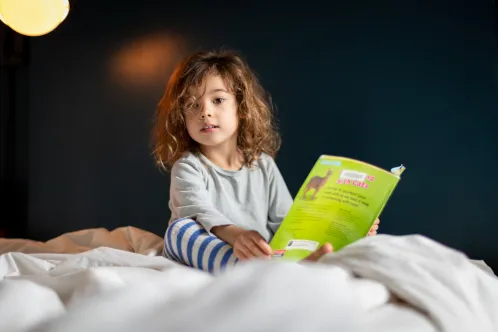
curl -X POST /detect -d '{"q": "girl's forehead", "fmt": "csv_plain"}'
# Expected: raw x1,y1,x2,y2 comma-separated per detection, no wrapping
187,74,233,97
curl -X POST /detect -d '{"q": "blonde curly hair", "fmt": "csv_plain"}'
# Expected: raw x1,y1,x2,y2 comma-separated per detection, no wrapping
152,49,281,171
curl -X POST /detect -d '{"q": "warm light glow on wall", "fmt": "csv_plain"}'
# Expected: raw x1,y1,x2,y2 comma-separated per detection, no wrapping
109,33,187,91
0,0,69,37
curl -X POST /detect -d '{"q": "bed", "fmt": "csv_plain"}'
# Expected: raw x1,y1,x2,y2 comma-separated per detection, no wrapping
1,227,497,332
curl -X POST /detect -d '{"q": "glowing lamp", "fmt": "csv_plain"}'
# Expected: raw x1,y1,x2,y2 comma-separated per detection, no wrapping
0,0,69,37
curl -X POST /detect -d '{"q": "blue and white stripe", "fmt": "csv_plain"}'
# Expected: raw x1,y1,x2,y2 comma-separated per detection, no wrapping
163,218,238,274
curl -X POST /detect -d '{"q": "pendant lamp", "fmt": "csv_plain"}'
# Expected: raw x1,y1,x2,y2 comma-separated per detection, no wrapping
0,0,69,37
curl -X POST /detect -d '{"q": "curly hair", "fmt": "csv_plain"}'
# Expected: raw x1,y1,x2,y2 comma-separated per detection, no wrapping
152,49,281,171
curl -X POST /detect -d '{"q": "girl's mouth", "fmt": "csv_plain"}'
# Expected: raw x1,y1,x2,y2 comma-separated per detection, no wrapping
201,125,219,132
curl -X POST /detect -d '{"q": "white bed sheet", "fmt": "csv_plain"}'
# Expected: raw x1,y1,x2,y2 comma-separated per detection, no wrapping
0,233,497,332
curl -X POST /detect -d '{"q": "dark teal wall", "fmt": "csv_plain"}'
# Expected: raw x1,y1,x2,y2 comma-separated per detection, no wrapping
20,0,498,269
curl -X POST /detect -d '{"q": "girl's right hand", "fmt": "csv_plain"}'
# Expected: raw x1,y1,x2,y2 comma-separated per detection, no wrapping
233,230,272,261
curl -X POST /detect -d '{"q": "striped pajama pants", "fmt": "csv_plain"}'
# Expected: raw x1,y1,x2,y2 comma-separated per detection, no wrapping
163,218,239,274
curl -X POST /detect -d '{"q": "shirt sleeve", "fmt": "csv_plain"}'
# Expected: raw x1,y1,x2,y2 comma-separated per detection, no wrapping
266,156,294,235
169,158,234,233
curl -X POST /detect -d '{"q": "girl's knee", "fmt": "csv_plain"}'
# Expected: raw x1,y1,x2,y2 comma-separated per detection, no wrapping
168,217,198,231
163,218,205,261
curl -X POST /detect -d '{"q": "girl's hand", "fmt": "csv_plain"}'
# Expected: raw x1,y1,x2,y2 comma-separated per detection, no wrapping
233,230,272,261
302,243,334,262
368,218,380,236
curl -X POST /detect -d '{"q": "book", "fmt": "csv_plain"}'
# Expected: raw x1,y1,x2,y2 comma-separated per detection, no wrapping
269,155,406,261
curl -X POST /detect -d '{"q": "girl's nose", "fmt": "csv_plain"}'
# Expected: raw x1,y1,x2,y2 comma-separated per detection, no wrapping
199,106,212,119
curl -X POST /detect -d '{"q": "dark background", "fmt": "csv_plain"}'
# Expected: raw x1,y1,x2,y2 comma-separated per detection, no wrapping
1,0,497,271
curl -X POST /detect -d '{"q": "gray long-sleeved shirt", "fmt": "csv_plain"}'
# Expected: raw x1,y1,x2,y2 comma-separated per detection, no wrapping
168,152,293,242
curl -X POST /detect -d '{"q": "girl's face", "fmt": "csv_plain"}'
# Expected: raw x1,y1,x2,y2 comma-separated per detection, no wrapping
184,74,239,153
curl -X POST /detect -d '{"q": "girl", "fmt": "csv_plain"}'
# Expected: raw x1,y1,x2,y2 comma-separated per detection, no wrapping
152,49,380,273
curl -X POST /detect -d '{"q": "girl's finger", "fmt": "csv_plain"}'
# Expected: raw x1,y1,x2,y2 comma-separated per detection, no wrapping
302,243,334,262
235,251,248,261
235,245,251,260
246,241,269,258
252,237,272,256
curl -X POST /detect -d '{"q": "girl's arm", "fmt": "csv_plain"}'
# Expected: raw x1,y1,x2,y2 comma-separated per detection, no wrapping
170,158,236,236
210,225,245,246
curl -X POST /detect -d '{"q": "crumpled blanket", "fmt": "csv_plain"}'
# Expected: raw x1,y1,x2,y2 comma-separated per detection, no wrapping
0,233,496,332
0,226,164,256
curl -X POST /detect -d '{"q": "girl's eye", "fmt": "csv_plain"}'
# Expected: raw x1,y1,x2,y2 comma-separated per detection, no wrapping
181,102,199,114
213,98,225,104
186,103,199,110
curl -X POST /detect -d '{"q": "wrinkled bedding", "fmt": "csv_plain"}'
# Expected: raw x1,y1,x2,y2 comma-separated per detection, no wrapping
0,231,497,332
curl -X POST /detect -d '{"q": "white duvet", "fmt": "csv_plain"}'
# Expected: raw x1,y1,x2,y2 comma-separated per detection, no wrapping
0,234,497,332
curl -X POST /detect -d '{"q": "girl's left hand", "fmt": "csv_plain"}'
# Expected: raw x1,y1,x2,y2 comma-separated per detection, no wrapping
368,218,380,236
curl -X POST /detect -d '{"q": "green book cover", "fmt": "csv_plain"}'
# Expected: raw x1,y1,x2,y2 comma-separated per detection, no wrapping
269,155,405,261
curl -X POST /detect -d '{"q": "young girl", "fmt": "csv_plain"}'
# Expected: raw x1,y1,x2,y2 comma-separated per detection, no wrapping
152,49,380,273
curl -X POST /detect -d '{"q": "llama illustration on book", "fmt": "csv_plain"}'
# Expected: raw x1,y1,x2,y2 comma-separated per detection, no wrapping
302,169,333,200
